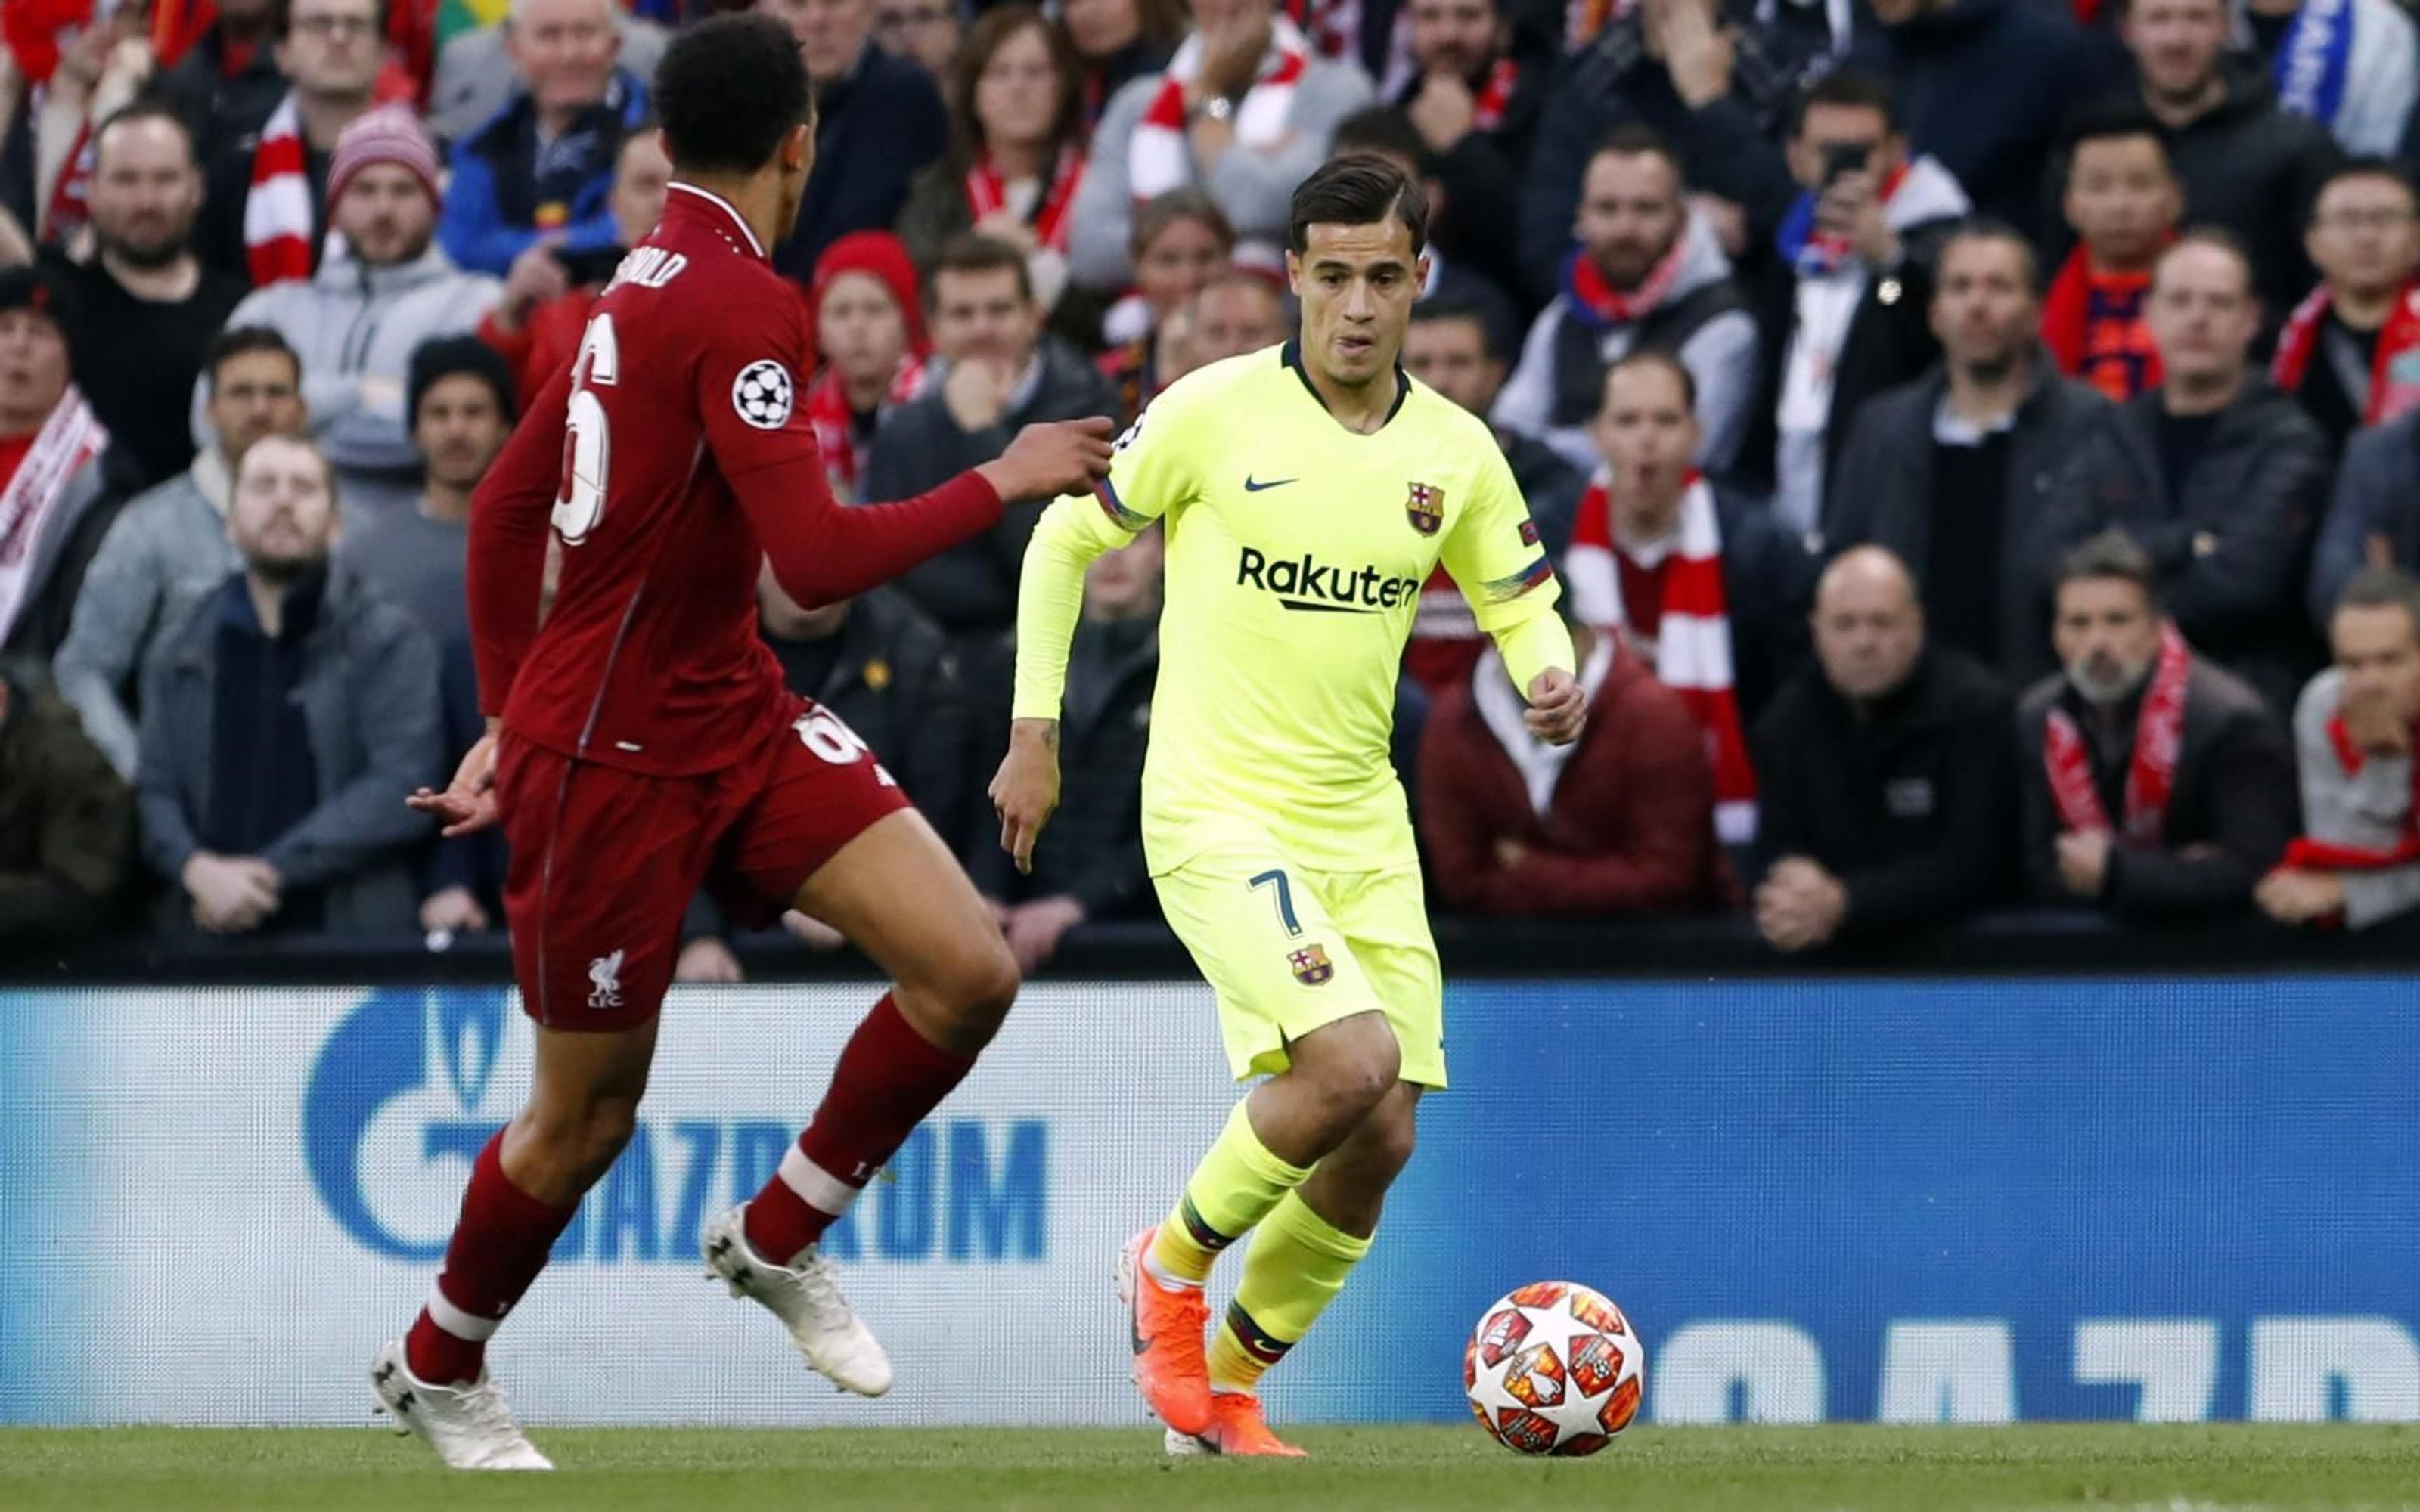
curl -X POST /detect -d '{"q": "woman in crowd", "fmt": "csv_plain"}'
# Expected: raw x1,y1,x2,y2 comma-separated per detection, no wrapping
898,5,1090,323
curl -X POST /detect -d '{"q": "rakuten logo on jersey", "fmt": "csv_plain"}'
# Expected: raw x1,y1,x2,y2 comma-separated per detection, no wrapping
1236,547,1422,615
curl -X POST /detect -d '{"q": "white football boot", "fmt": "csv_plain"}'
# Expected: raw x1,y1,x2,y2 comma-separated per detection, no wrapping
702,1204,894,1396
369,1339,553,1471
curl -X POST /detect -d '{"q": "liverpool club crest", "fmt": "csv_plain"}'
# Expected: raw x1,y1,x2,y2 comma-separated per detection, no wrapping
1406,481,1445,536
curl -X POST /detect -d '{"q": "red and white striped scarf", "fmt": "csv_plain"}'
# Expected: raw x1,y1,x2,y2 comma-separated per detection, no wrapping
2043,622,2192,847
1131,18,1309,270
1564,469,1755,844
2272,280,2420,428
2280,714,2420,874
0,385,106,644
965,144,1087,256
1472,57,1518,132
245,94,316,288
805,355,926,501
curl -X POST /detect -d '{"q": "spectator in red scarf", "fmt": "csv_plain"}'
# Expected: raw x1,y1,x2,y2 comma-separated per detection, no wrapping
1562,350,1810,846
1059,0,1184,129
2263,565,2420,931
803,229,927,503
2019,530,2294,920
1494,125,1758,479
0,264,121,662
898,7,1089,323
476,119,671,402
194,0,390,289
2273,160,2420,456
1421,611,1723,918
2043,105,2180,403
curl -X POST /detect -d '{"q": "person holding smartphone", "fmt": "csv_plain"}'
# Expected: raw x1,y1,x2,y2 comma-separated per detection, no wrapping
1737,70,1970,547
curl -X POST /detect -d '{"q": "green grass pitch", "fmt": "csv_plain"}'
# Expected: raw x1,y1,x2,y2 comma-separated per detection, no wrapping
6,1425,2420,1510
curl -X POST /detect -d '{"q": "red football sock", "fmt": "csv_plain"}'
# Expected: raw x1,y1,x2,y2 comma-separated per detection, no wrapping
405,1130,579,1386
744,991,976,1264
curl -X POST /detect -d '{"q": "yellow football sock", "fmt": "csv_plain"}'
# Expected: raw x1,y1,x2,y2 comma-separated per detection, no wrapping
1206,1190,1373,1393
1148,1100,1311,1287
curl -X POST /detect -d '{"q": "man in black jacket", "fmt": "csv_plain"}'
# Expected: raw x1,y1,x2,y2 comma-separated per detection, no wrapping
2018,531,2297,922
766,0,948,283
1737,71,1969,546
1754,546,2015,953
2045,231,2331,714
866,235,1120,650
1829,220,2110,683
2056,0,2341,316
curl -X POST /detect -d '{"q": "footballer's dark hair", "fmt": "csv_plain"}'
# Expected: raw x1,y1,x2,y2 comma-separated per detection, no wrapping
1288,154,1429,257
655,14,814,177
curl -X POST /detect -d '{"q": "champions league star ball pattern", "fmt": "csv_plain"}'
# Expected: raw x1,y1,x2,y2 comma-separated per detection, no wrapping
1464,1281,1645,1456
731,360,795,430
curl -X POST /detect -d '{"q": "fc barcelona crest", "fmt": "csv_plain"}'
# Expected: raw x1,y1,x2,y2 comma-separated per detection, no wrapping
1289,943,1335,986
1406,481,1445,536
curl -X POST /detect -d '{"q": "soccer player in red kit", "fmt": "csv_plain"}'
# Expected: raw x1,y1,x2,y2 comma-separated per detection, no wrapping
367,15,1115,1470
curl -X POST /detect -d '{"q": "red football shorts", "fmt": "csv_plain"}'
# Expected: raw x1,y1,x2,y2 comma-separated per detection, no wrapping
497,693,911,1030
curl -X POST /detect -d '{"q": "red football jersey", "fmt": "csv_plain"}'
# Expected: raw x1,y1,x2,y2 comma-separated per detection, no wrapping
468,185,1001,776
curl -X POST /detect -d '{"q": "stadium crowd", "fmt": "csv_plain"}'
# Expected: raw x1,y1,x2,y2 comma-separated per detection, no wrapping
7,0,2420,971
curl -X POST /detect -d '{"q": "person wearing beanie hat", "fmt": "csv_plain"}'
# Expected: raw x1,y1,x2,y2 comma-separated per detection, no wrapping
804,231,930,503
340,333,521,937
200,107,503,510
439,0,653,278
0,263,121,663
476,126,675,404
327,104,445,214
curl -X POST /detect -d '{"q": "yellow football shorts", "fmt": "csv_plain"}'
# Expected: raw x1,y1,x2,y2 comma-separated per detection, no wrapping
1153,844,1446,1089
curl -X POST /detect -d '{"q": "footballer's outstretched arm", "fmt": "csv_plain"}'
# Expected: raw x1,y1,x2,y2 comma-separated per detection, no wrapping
703,320,1111,610
467,362,575,720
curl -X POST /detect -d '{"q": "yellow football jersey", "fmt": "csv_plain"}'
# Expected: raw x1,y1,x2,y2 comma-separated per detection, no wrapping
1015,342,1569,875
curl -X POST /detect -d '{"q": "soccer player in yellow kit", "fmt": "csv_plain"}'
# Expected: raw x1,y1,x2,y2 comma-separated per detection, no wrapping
992,158,1584,1457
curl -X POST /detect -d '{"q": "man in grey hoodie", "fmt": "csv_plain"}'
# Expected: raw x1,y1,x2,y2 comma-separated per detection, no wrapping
58,326,306,779
193,107,501,512
865,234,1121,647
1491,125,1758,477
2262,565,2420,933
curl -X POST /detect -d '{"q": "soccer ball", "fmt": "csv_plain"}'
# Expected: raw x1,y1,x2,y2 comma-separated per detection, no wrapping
1464,1281,1645,1457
